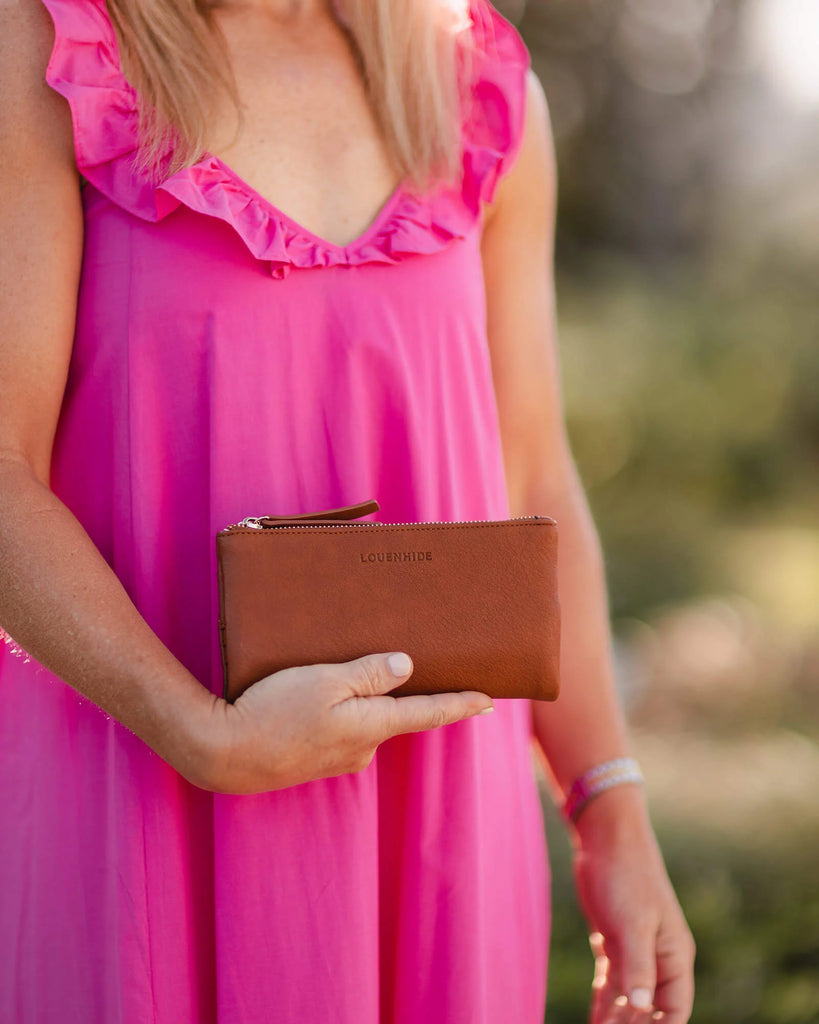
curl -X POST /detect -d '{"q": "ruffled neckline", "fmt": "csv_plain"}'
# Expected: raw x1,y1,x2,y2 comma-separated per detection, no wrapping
42,0,530,280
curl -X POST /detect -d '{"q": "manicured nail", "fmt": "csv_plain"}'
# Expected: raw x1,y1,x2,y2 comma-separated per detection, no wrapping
387,652,412,676
477,706,494,715
630,988,653,1009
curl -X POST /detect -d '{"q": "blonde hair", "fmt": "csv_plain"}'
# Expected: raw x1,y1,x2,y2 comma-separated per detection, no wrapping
106,0,476,193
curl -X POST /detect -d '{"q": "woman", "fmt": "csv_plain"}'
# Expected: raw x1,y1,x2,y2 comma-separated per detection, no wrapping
0,0,694,1021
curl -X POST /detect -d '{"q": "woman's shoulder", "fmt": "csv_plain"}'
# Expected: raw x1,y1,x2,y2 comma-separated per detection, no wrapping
0,0,77,179
30,0,177,222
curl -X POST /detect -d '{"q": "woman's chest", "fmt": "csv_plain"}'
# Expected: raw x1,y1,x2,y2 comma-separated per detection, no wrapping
200,9,403,250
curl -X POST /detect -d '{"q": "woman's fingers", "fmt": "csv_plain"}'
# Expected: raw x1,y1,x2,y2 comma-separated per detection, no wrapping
651,922,696,1024
590,932,652,1024
334,651,494,736
589,912,695,1024
373,690,495,737
616,921,659,1012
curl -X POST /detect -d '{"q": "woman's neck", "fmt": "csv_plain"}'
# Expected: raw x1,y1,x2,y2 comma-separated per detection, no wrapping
209,0,332,26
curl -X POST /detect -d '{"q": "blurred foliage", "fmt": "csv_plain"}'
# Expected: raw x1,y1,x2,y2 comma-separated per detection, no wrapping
506,0,819,626
557,258,819,619
517,0,753,266
494,0,819,1021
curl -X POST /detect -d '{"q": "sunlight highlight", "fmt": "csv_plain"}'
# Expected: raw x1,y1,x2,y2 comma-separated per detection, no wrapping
751,0,819,106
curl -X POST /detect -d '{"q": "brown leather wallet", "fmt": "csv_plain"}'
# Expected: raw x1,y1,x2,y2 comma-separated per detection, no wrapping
216,499,560,703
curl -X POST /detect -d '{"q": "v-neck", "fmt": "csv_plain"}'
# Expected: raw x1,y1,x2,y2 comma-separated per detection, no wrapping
204,154,410,256
42,0,531,278
92,0,409,257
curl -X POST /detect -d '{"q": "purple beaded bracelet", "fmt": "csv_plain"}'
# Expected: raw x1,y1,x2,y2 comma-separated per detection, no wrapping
561,757,645,824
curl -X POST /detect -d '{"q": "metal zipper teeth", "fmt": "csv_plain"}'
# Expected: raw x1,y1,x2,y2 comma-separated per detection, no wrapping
231,514,552,530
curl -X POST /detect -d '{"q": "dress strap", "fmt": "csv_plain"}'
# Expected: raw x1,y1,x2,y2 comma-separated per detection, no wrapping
41,0,171,222
461,0,532,209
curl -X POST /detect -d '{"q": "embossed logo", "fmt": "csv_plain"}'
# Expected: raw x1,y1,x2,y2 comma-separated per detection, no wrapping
359,550,433,563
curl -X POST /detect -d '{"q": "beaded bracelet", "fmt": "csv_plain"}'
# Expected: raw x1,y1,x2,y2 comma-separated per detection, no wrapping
561,757,645,825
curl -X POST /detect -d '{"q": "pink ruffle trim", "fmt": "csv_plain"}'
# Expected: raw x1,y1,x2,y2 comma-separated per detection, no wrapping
42,0,530,280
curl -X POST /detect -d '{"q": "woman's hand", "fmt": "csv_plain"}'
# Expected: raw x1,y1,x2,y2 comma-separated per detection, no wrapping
570,786,696,1024
184,651,493,794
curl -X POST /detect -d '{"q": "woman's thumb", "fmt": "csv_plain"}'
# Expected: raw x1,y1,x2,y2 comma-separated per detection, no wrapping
345,651,414,697
618,926,657,1011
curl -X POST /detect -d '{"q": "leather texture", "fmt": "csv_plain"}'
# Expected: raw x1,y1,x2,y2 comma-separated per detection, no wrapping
217,500,560,703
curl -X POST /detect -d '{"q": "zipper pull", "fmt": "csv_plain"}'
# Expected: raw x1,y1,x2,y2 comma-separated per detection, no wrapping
239,498,380,530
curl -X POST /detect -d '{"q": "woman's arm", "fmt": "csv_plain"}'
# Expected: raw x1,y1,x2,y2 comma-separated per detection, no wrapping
0,1,490,795
480,68,634,800
0,0,225,784
480,68,695,1023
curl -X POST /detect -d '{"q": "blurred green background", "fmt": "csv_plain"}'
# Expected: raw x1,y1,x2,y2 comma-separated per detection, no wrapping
496,0,819,1020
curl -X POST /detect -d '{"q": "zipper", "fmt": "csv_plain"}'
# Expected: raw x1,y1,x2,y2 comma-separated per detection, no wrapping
226,513,555,531
222,496,554,531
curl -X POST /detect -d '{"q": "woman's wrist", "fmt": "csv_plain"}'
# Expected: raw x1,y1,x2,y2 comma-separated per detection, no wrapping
561,756,644,824
135,668,225,788
568,782,653,850
173,696,225,790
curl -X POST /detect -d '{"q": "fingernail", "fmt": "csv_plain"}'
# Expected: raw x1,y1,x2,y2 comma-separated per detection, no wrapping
630,988,653,1009
387,652,412,676
477,706,494,715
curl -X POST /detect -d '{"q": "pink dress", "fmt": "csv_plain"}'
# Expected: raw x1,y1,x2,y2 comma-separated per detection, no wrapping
0,1,550,1021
